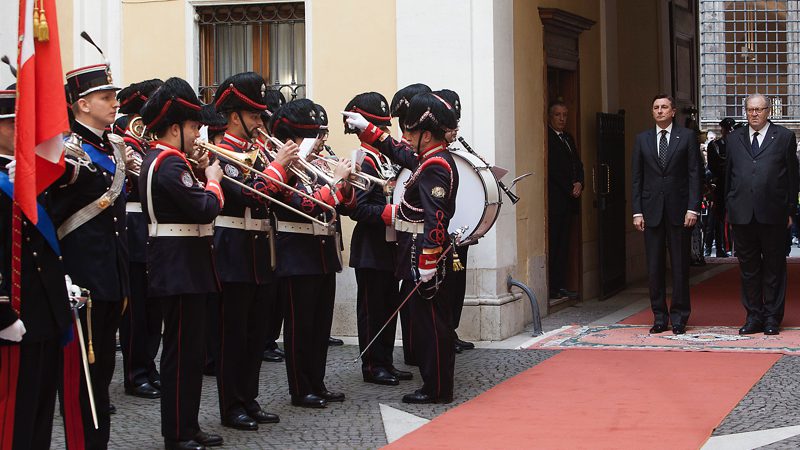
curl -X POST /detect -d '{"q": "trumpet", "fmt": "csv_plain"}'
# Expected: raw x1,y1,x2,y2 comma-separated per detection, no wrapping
255,129,347,189
308,153,386,192
198,141,338,230
129,116,148,141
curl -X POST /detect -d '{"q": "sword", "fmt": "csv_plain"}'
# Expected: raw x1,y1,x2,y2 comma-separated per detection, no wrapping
67,279,99,430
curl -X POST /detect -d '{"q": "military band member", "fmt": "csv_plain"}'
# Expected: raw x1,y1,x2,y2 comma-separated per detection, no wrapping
344,92,413,386
139,77,225,450
345,92,460,404
0,85,73,449
271,99,355,408
47,62,130,449
386,83,432,366
115,79,164,400
260,88,288,363
212,72,296,431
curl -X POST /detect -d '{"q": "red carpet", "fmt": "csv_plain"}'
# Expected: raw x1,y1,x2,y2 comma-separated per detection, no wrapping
621,264,800,326
387,350,779,450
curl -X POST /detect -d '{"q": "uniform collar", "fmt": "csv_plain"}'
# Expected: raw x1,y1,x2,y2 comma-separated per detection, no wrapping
222,132,250,151
419,143,446,161
72,120,108,151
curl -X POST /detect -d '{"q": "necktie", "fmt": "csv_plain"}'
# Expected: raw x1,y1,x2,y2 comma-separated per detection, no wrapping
559,133,572,154
658,129,668,168
751,131,760,156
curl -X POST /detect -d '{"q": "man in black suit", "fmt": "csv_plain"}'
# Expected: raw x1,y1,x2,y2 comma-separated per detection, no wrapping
631,94,702,335
726,94,799,336
547,101,584,300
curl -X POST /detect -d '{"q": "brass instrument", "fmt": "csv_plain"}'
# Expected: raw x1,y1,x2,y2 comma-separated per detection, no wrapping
255,129,345,189
107,132,142,177
308,153,384,192
198,141,338,230
128,116,147,141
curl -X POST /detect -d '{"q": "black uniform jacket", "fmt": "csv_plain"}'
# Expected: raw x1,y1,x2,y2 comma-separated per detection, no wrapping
631,124,702,227
359,124,459,281
547,127,585,216
273,166,356,278
0,158,71,342
45,121,130,302
122,130,150,263
213,133,287,285
348,144,397,272
725,122,800,225
139,142,224,297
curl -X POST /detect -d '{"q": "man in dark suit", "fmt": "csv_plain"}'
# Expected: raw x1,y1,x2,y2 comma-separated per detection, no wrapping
726,93,799,336
631,94,702,335
547,101,584,301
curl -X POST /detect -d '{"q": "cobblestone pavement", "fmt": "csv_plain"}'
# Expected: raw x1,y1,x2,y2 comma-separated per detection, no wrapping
52,347,556,449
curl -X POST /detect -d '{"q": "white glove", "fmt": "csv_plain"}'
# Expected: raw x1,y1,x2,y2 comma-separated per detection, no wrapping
418,267,436,283
0,319,26,342
341,111,370,132
65,275,82,300
6,160,16,183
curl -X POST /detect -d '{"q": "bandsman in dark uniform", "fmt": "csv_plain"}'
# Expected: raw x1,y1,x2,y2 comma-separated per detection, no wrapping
114,79,165,400
47,62,130,449
0,85,73,449
271,99,355,408
259,88,287,363
387,83,432,366
212,72,297,431
139,77,225,450
343,91,413,386
344,92,460,404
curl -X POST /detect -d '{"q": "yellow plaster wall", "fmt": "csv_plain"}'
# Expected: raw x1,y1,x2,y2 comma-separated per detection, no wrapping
56,0,74,71
120,0,187,83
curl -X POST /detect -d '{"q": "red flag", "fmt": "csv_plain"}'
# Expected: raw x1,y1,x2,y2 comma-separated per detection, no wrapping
15,0,68,224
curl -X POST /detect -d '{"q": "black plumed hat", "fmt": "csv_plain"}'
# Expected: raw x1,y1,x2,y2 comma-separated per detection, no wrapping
315,103,329,128
404,92,458,137
118,79,164,115
201,103,228,138
214,72,267,113
344,92,391,133
271,98,322,141
140,77,203,134
390,83,431,128
434,89,461,121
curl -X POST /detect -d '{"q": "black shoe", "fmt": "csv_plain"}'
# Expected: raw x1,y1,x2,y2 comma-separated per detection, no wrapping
672,324,686,335
454,343,463,354
194,431,223,447
165,440,205,450
262,349,284,363
328,337,344,346
548,290,564,300
716,251,730,258
388,366,413,381
704,249,712,257
739,322,764,335
125,381,161,399
291,394,327,408
402,389,453,404
315,389,345,402
247,409,280,424
454,338,475,350
273,347,285,358
363,367,399,386
559,289,579,300
108,404,116,415
649,323,669,334
222,413,258,431
764,323,780,335
150,378,162,390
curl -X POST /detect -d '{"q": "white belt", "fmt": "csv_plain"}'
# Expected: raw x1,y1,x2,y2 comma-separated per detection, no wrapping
126,202,142,213
214,215,271,232
275,220,335,236
148,223,214,237
395,219,424,235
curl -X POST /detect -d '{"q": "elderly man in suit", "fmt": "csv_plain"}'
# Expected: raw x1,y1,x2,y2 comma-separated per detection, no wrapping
726,94,799,336
631,94,702,335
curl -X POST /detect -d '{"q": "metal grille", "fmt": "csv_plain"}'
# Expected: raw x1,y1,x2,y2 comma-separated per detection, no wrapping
699,0,800,131
197,2,305,104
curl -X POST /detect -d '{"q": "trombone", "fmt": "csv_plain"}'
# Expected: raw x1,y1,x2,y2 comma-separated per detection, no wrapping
308,152,387,193
197,141,338,229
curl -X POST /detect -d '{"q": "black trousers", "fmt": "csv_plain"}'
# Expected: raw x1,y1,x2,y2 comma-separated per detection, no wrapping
120,262,162,388
548,211,574,291
280,274,335,397
355,268,400,372
158,294,206,443
264,284,283,351
205,294,219,371
13,338,60,450
400,298,414,366
77,301,123,450
644,220,692,326
449,246,469,334
732,221,788,324
216,282,272,418
403,278,455,400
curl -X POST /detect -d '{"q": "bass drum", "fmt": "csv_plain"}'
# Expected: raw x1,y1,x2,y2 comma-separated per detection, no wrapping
393,149,502,245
